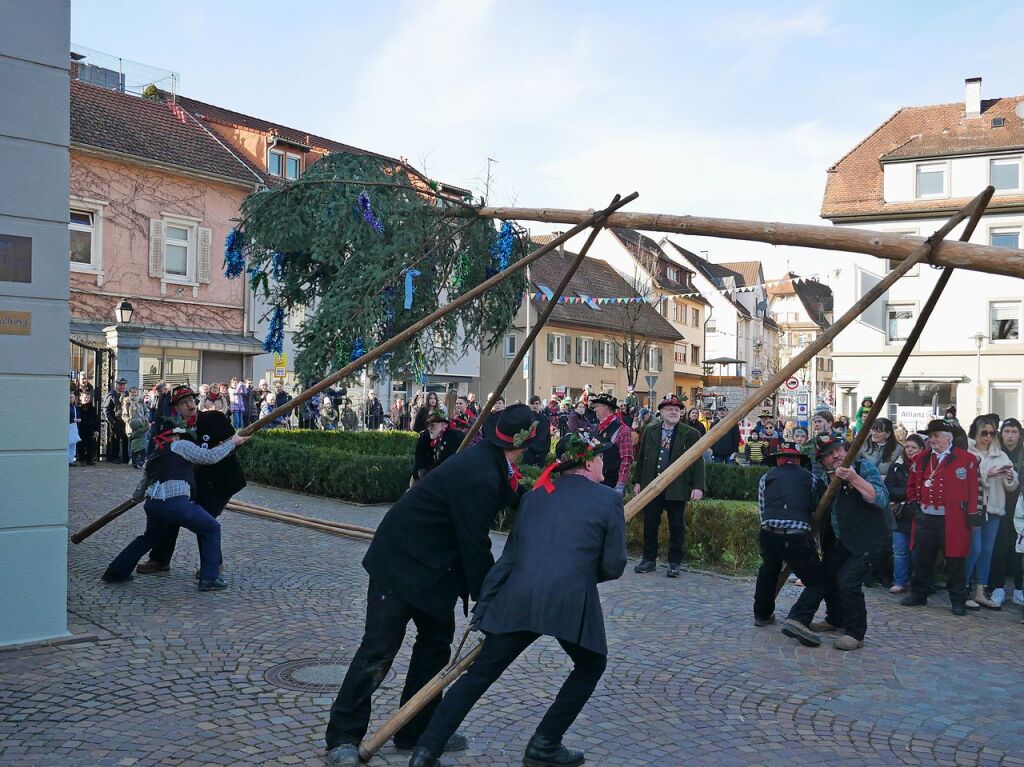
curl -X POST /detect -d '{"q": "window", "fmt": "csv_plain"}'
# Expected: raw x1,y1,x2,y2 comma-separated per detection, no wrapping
503,333,517,358
990,227,1021,250
547,333,569,364
602,340,616,368
990,300,1021,342
268,149,284,177
69,210,94,266
886,303,915,343
882,230,920,275
674,342,688,364
990,383,1021,420
990,157,1021,192
164,224,191,277
646,346,663,373
667,266,679,282
285,154,301,180
69,200,106,278
706,319,716,335
691,344,700,364
578,337,594,366
915,162,946,198
691,308,699,325
673,303,685,323
660,298,669,318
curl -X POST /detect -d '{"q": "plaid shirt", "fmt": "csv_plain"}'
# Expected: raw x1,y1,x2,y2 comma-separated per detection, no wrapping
145,439,235,500
600,414,634,486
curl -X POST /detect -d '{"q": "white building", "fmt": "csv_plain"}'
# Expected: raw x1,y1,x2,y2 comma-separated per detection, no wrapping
767,273,834,410
823,77,1024,425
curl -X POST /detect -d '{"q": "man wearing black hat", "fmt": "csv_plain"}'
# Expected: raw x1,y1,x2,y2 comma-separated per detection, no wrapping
900,419,978,616
590,392,634,495
407,431,627,767
103,378,130,463
135,385,248,576
631,394,705,577
752,442,826,648
412,407,463,482
325,404,540,767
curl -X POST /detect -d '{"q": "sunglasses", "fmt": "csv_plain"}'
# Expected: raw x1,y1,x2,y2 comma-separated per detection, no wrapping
979,430,997,436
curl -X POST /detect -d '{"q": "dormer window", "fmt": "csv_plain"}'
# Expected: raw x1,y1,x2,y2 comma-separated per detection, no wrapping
991,157,1021,193
666,266,679,282
286,154,301,180
915,162,948,199
268,149,283,176
268,148,302,179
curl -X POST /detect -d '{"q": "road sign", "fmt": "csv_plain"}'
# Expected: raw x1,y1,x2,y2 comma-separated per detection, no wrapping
522,352,529,380
274,352,287,369
274,367,286,379
797,390,809,405
797,403,809,417
645,374,658,389
70,369,78,380
785,376,800,391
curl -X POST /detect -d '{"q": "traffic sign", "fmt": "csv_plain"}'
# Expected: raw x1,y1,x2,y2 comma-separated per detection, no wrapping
785,376,800,391
797,391,809,405
797,403,809,417
645,374,658,389
274,352,287,369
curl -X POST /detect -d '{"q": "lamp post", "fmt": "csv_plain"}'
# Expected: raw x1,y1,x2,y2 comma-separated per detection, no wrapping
970,332,985,416
105,298,142,391
114,298,134,325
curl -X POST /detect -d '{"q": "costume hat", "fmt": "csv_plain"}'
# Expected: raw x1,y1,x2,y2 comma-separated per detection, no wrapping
658,394,685,411
766,441,810,467
589,392,617,410
170,385,198,406
917,418,954,435
484,403,542,450
814,434,846,459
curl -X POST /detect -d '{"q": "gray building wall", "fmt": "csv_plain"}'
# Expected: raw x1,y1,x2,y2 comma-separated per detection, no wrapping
0,1,72,646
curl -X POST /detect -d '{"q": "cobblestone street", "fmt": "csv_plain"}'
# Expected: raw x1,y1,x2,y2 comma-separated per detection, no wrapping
2,463,1023,767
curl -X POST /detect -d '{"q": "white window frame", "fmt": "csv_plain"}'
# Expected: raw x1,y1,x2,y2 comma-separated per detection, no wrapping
915,161,949,200
69,197,107,285
990,156,1022,195
285,152,302,180
989,299,1022,344
706,318,717,335
666,266,679,282
602,340,616,368
285,304,306,332
691,307,699,326
989,225,1022,250
579,336,594,367
161,214,199,285
674,341,688,365
882,229,920,276
646,345,662,373
885,302,916,344
503,333,517,358
268,148,284,177
989,382,1022,420
552,334,568,365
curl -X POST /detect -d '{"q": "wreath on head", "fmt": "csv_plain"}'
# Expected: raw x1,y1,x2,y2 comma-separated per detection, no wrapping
534,431,606,493
511,421,538,448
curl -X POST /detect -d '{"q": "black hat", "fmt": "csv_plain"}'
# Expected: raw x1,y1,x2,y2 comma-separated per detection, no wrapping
426,406,448,424
657,394,685,411
814,434,846,459
765,441,810,468
115,377,128,385
917,418,954,436
485,403,543,450
589,392,617,409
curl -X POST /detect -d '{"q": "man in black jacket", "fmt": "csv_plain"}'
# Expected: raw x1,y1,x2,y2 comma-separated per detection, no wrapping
412,407,463,482
408,431,627,767
135,385,247,575
522,395,553,467
711,406,740,463
103,378,129,463
325,405,541,767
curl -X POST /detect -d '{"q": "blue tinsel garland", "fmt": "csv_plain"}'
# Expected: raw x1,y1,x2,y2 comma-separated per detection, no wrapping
263,306,285,354
358,191,384,233
270,251,286,281
489,221,515,271
223,228,246,278
351,337,367,361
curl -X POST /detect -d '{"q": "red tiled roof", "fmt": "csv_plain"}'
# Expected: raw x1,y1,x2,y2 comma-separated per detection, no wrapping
822,94,1024,219
716,260,762,288
70,80,261,186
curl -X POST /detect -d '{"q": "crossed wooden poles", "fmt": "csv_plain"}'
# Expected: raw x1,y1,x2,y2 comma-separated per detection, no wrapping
71,186,1000,760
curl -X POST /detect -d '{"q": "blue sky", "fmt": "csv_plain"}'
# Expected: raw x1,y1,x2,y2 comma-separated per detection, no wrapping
71,1,1024,277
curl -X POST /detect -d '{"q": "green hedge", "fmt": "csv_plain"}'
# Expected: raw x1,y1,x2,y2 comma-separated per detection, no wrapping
704,463,768,501
253,428,418,456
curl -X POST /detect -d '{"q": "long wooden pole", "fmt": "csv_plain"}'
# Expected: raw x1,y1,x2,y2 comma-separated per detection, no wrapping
226,500,376,535
457,206,1024,280
459,195,622,449
358,640,484,760
71,193,639,544
224,501,375,541
622,187,995,523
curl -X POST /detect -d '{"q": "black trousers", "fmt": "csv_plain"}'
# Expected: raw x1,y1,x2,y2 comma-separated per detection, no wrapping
77,432,97,464
417,630,606,759
325,580,455,749
148,493,229,565
821,534,871,641
909,513,967,606
752,530,826,626
989,511,1023,591
642,494,687,564
106,427,129,463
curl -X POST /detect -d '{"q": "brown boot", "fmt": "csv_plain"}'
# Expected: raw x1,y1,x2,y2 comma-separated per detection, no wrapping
135,559,169,574
833,634,863,651
974,584,999,610
809,620,842,633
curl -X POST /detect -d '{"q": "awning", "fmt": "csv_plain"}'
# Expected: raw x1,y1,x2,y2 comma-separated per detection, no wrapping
70,320,264,356
703,356,744,365
880,375,966,383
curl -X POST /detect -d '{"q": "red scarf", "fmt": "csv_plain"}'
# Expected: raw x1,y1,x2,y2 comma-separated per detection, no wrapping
535,461,559,493
598,414,618,432
507,460,522,492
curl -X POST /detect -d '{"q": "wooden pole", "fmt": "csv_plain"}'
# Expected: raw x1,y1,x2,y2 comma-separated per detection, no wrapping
224,501,375,541
459,196,622,449
72,193,639,544
226,499,377,535
457,206,1024,280
358,639,484,761
622,187,995,524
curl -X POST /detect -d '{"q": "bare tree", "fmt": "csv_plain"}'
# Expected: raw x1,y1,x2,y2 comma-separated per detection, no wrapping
607,240,662,390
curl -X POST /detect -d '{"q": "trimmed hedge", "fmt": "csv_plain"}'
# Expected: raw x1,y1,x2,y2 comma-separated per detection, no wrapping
704,462,768,502
252,428,418,456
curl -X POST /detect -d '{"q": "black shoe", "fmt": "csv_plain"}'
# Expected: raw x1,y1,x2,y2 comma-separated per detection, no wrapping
198,577,228,592
753,615,775,627
408,747,440,767
396,733,467,753
101,570,132,583
523,734,584,767
900,594,927,607
327,744,360,767
666,563,681,578
951,602,967,616
634,559,656,573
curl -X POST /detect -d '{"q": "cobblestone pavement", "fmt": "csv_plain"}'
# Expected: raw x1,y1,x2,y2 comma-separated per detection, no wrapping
2,463,1023,766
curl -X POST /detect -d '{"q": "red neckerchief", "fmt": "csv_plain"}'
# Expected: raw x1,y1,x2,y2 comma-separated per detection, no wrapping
507,460,522,491
598,414,618,432
186,414,197,427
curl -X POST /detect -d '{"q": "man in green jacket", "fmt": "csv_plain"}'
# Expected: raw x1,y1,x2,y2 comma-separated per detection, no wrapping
631,394,706,578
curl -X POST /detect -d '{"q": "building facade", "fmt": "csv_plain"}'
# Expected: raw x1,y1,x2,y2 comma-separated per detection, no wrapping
767,273,834,414
823,77,1024,425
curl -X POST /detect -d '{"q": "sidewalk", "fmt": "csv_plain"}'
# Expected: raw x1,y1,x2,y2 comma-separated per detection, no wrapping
1,463,1022,766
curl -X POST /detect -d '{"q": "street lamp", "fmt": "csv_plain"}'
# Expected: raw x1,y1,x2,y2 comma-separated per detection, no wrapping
970,332,985,416
115,298,134,325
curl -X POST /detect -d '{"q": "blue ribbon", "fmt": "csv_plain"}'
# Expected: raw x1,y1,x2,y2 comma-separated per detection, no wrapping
404,269,421,310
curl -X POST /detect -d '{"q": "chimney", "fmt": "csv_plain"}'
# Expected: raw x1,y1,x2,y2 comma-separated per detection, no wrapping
965,77,982,118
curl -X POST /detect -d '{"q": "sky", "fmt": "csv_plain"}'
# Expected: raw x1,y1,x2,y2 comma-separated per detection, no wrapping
71,1,1024,280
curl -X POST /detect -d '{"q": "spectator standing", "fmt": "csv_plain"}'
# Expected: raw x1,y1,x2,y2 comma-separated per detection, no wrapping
229,377,248,430
885,433,925,594
859,418,903,477
567,400,590,433
448,396,474,432
364,391,385,430
991,417,1024,607
77,390,99,465
744,432,769,466
319,397,340,430
123,386,149,468
413,391,440,433
102,378,130,463
684,407,707,436
944,405,961,428
711,407,741,464
522,395,553,467
591,393,634,496
201,385,228,415
75,371,94,398
793,427,811,460
68,391,81,465
250,381,269,423
390,396,410,431
631,394,704,577
965,416,1017,609
274,381,291,409
340,399,359,431
465,391,480,417
853,397,875,436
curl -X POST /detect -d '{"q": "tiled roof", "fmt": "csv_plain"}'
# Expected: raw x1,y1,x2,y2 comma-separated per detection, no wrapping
610,228,698,295
822,93,1024,219
527,247,681,342
70,80,261,185
769,272,833,329
661,240,752,318
716,260,762,288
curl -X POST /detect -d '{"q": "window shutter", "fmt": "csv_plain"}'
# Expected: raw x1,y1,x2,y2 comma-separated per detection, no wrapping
608,343,616,367
597,342,604,367
657,348,664,371
149,219,165,277
547,334,554,362
575,337,582,365
197,226,212,283
565,335,571,362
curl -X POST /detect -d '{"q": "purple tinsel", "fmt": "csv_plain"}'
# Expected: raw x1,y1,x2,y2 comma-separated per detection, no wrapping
489,221,515,271
223,228,246,278
358,191,384,233
263,306,285,354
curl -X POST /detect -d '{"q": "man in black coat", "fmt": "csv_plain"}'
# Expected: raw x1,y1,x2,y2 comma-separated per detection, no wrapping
103,378,129,463
135,385,247,575
412,407,463,482
522,395,553,467
325,405,542,767
408,431,627,767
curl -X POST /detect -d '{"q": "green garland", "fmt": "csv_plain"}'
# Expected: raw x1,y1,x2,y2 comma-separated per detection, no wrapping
234,153,529,383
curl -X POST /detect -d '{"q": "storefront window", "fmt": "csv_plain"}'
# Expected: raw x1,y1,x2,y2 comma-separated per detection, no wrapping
887,382,955,423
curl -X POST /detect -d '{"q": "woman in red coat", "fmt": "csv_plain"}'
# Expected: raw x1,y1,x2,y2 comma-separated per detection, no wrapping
901,419,979,615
